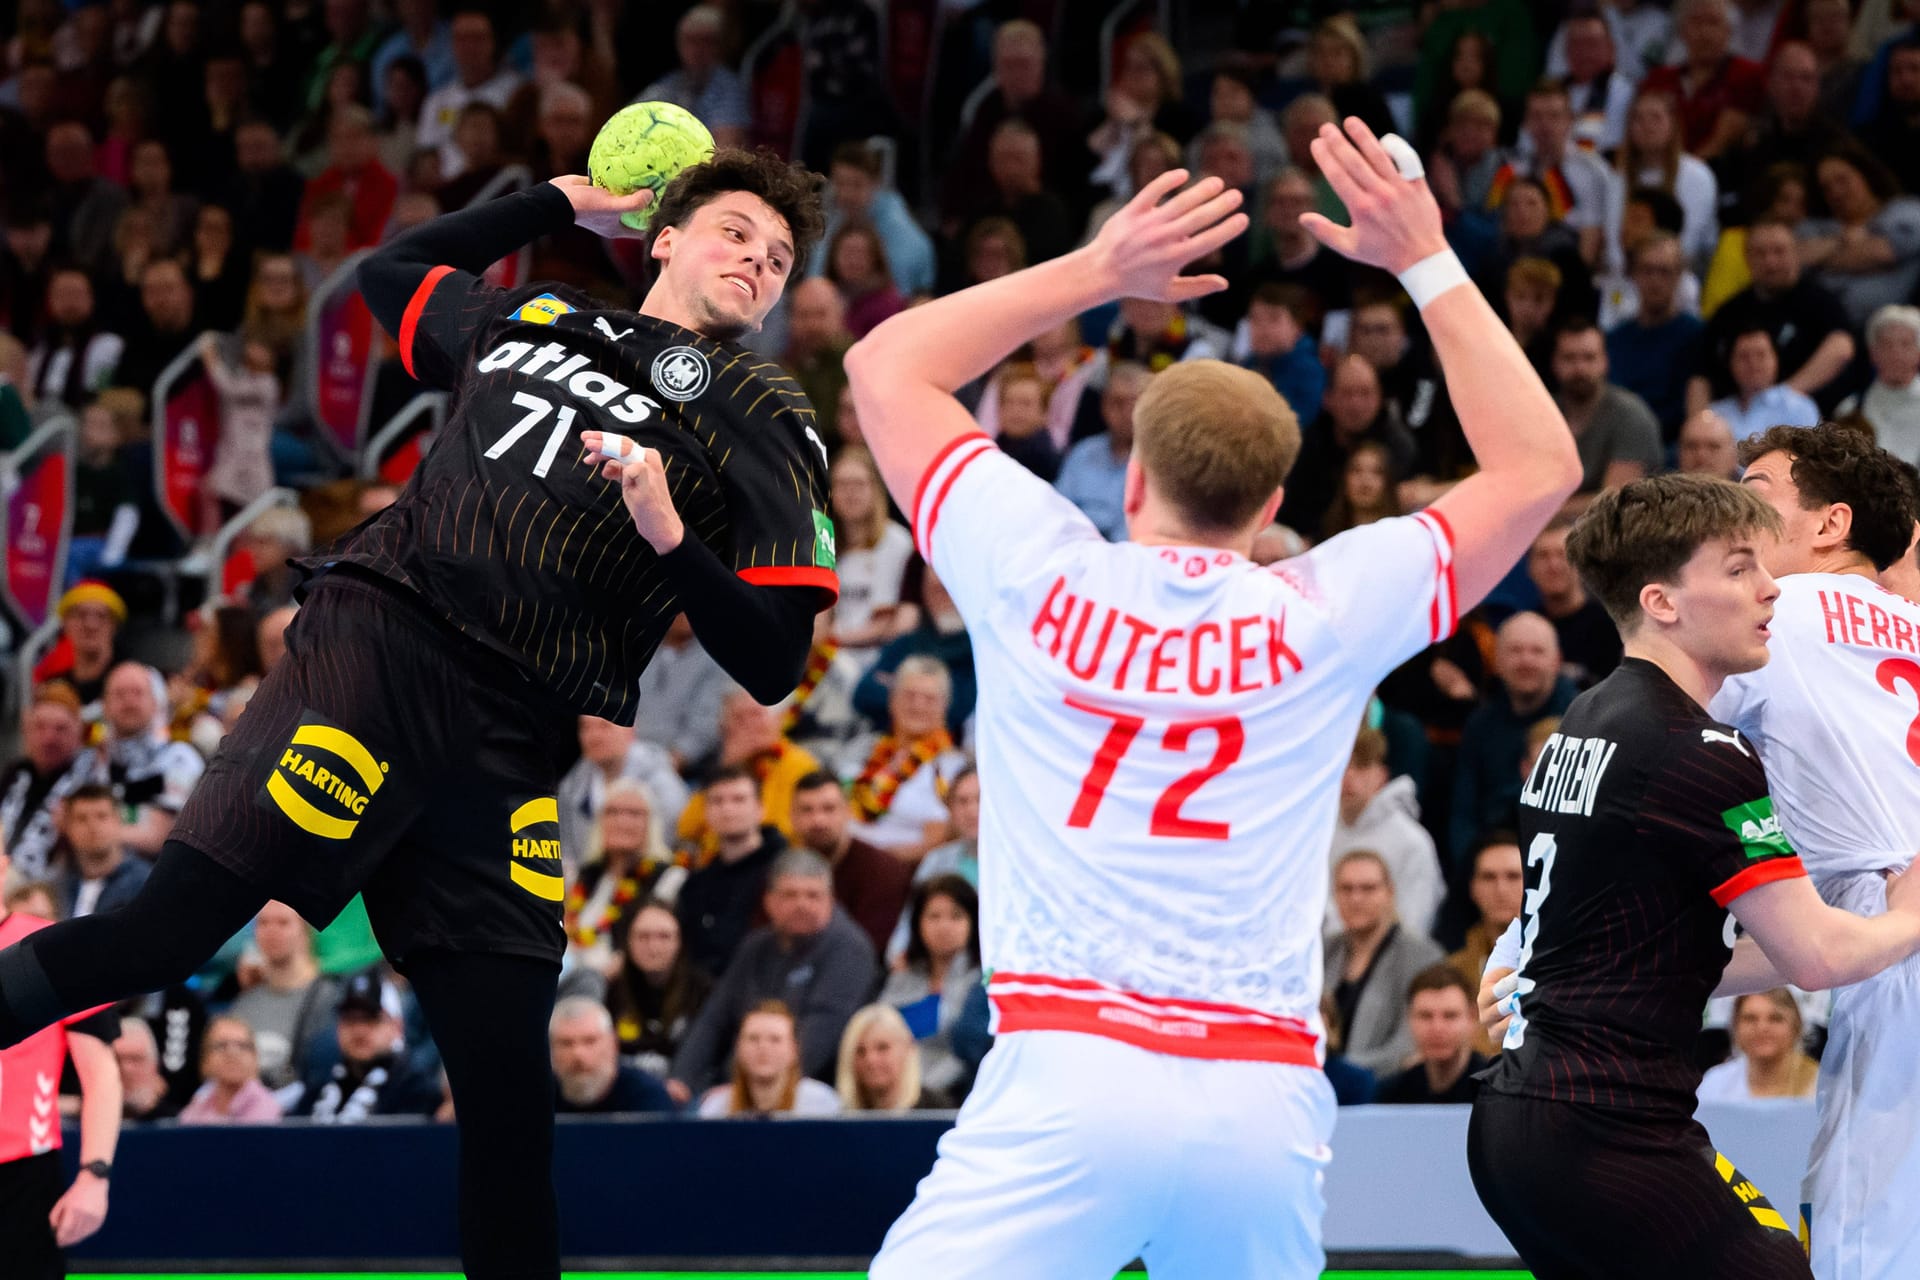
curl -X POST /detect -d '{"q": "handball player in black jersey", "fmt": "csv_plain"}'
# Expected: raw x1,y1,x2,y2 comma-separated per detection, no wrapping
1468,474,1920,1279
0,152,834,1279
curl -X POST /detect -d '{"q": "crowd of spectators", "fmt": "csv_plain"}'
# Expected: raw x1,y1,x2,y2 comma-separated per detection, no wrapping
5,0,1898,1125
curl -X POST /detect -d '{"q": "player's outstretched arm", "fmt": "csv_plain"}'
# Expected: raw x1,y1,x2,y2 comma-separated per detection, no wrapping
1730,866,1920,991
358,180,651,382
1301,119,1581,610
845,171,1246,510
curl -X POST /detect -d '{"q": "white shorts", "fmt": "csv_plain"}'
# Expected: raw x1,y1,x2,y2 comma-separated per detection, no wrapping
869,1030,1335,1280
1806,873,1920,1280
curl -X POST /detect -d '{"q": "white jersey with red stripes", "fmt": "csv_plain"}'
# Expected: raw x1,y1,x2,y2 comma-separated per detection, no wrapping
913,434,1458,1064
1708,575,1920,1280
1709,573,1920,884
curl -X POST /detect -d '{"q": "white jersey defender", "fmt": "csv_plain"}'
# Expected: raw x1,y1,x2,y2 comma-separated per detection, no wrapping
869,433,1458,1279
1711,573,1920,1280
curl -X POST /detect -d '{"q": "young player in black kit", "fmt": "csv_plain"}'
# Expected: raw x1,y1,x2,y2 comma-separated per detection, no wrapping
0,154,835,1279
1468,473,1920,1278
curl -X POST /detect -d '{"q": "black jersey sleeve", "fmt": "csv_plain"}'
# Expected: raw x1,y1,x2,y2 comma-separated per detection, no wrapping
1637,728,1807,907
719,362,839,602
657,533,818,702
358,182,578,390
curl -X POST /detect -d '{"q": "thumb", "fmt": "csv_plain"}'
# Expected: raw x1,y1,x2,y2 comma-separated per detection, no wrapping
1298,212,1358,257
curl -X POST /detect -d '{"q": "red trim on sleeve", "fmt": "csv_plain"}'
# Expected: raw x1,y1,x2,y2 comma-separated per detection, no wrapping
398,265,454,380
1710,856,1808,907
917,440,996,562
911,432,992,532
739,564,840,603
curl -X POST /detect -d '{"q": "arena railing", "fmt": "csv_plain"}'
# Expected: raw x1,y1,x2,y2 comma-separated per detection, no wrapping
358,390,447,482
2,413,77,725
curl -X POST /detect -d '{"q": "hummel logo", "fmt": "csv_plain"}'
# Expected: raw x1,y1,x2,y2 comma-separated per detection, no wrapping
1701,729,1751,756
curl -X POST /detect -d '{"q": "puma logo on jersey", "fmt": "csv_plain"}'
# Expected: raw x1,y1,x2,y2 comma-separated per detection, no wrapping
476,339,664,425
593,317,634,342
1701,728,1750,756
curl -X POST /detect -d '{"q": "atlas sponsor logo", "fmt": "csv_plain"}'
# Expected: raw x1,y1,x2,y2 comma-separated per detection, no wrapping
267,719,389,840
476,339,666,426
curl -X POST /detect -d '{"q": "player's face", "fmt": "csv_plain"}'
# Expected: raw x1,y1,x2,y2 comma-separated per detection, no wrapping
1669,534,1779,677
1409,988,1475,1062
652,194,796,341
1739,451,1827,576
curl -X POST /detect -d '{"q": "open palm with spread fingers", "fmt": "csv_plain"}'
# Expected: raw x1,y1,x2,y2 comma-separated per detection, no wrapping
1300,118,1450,276
1088,169,1248,303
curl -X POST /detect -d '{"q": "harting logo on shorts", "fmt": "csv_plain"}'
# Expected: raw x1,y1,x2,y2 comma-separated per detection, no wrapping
508,797,564,901
267,719,388,840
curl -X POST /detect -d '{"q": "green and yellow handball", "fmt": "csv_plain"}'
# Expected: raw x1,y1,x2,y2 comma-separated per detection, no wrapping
588,101,717,231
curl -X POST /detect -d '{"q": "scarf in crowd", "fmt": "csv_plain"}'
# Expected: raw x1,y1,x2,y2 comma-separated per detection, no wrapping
850,729,954,821
780,641,838,736
563,852,687,950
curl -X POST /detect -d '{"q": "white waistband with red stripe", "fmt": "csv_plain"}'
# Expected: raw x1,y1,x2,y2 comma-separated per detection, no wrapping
987,972,1322,1065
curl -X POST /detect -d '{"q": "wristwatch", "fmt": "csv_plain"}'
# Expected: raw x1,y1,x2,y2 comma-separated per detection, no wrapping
80,1160,111,1180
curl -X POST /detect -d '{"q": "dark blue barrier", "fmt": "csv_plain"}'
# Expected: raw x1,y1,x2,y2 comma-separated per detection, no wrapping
62,1101,1817,1264
65,1117,948,1265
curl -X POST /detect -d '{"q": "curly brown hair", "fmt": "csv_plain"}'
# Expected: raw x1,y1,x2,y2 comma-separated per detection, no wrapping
1737,424,1920,571
649,147,827,270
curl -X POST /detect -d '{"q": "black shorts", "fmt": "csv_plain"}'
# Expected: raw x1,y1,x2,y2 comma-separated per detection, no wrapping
171,569,573,966
0,1151,64,1279
1467,1092,1810,1280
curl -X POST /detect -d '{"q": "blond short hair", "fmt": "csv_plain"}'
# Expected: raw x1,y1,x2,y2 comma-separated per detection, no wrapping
1133,360,1300,534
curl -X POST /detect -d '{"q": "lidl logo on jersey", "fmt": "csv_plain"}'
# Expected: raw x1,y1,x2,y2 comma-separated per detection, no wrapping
1720,797,1794,860
651,345,711,402
812,509,837,569
507,796,564,901
514,293,575,326
264,715,389,840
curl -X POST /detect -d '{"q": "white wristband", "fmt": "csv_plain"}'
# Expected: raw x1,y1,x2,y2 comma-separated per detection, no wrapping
1397,249,1470,311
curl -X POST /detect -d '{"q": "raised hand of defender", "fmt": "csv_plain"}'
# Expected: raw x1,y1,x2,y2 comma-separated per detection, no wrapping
548,175,654,241
1299,119,1450,277
1088,169,1247,304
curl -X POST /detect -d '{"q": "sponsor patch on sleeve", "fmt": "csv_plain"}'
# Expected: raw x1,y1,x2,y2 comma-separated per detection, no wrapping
1719,797,1795,860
